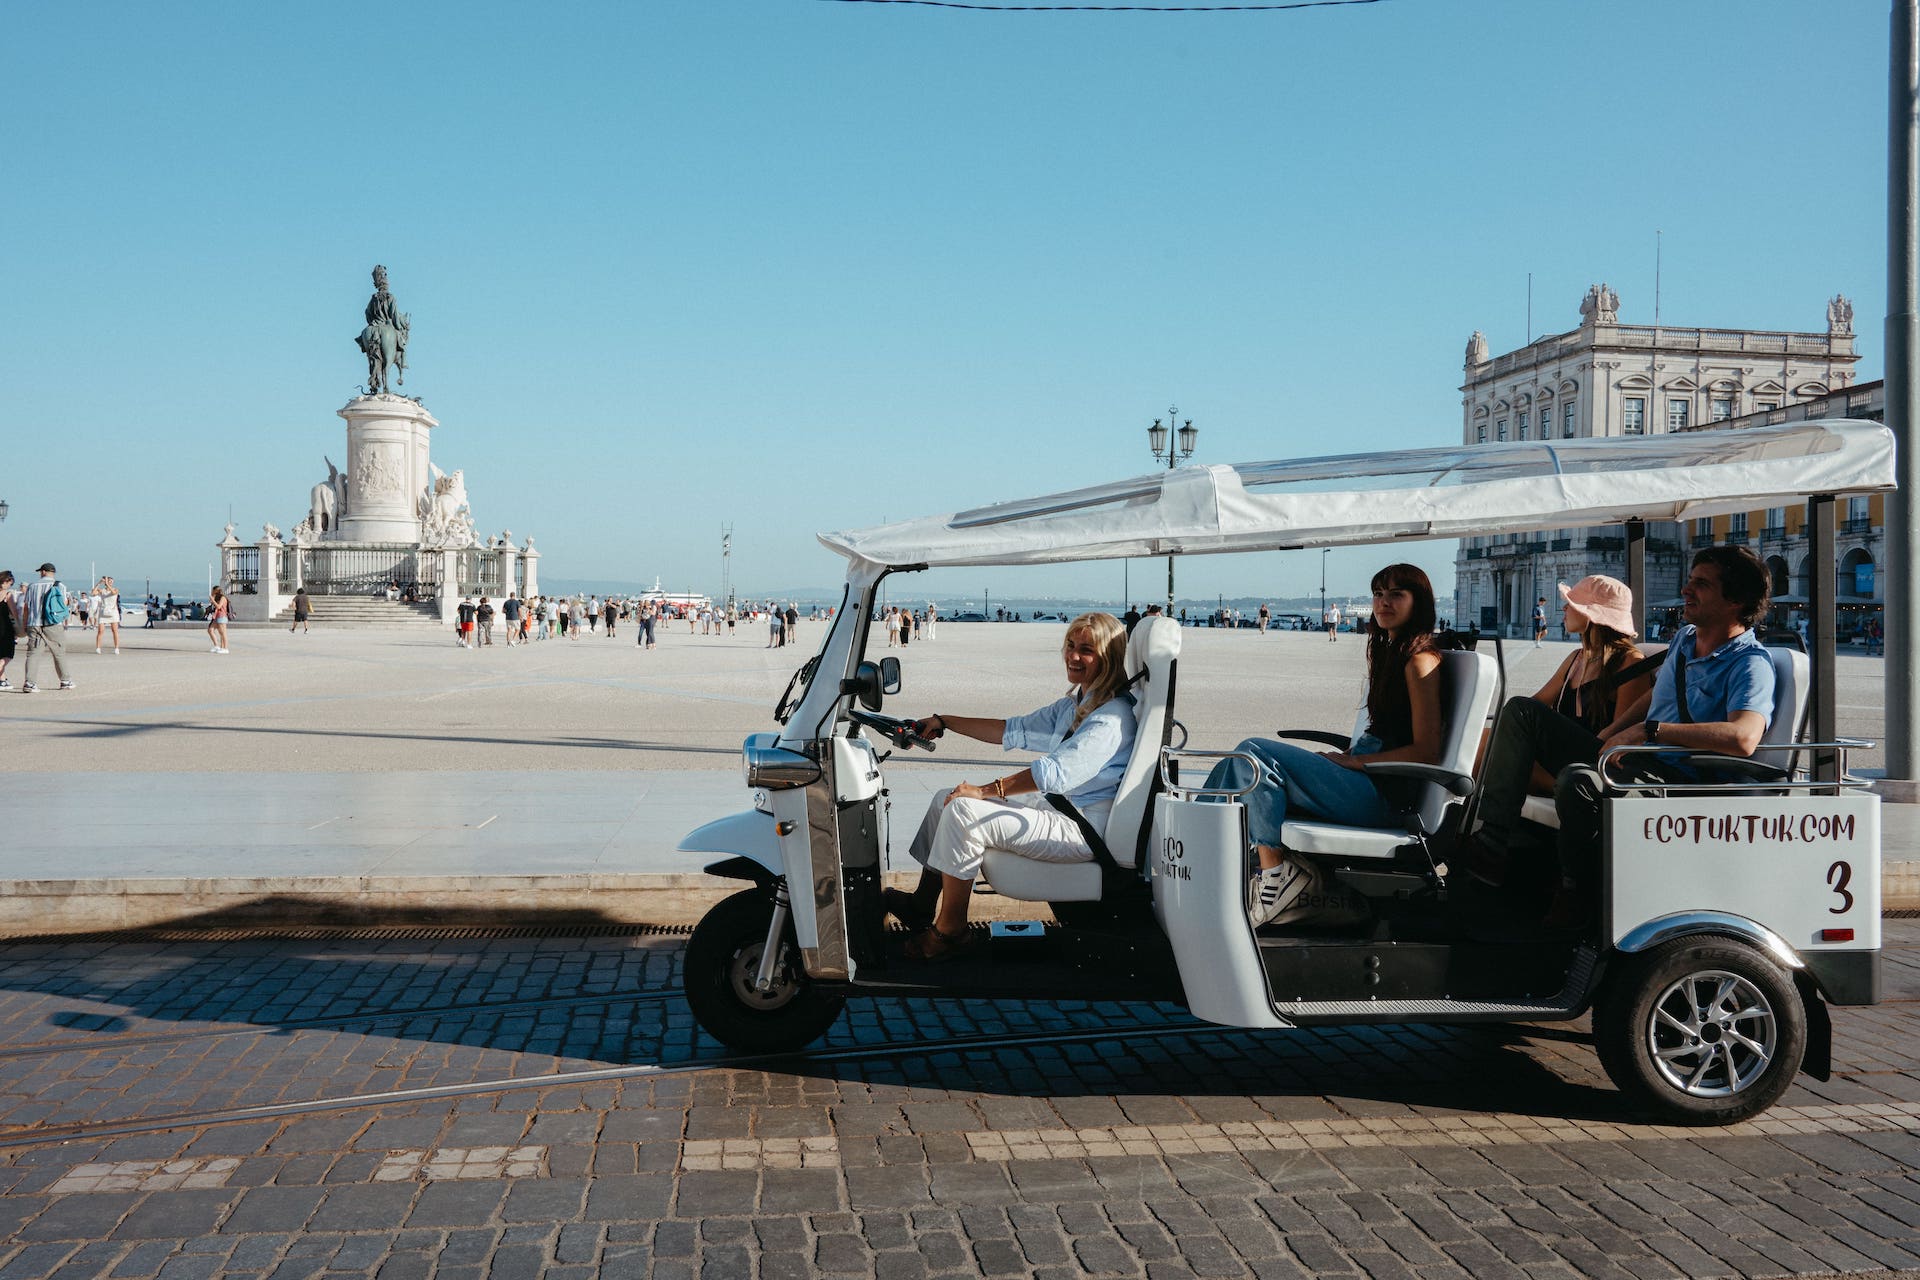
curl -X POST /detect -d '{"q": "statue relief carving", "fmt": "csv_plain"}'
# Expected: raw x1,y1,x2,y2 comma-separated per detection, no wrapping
1828,294,1855,335
418,464,478,549
1579,283,1620,326
353,445,403,499
262,523,282,544
1465,331,1490,368
308,455,346,535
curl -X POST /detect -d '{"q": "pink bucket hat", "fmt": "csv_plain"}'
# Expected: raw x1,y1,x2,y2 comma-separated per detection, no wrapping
1558,575,1636,637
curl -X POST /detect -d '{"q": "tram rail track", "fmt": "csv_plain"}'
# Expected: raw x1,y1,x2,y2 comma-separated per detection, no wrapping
0,986,685,1061
0,1015,1207,1151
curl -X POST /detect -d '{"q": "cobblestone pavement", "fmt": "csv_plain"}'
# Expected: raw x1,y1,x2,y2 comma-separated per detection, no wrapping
3,925,1920,1278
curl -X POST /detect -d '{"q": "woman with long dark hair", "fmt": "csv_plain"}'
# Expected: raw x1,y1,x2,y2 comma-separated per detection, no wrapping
1207,563,1445,926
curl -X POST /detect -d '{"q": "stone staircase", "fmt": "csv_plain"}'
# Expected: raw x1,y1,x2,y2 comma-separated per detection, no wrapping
271,596,444,628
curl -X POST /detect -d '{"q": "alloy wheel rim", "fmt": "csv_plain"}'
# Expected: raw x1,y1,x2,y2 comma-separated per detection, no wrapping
1646,969,1776,1098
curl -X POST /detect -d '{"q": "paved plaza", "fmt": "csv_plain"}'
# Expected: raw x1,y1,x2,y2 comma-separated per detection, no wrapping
0,621,1910,932
3,621,1920,1278
1,921,1920,1277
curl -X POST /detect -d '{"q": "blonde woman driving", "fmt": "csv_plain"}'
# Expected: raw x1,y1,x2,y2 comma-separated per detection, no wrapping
893,611,1137,961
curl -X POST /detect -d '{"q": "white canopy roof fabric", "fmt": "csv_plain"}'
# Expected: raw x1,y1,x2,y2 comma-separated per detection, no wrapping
820,420,1896,572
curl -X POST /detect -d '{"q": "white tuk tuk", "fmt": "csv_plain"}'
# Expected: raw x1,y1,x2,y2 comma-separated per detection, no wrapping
678,420,1895,1124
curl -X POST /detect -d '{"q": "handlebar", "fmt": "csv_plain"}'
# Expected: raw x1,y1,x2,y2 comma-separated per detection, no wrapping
847,708,937,751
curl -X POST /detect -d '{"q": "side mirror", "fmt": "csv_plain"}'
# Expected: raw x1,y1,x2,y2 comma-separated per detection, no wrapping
848,660,885,711
880,656,902,695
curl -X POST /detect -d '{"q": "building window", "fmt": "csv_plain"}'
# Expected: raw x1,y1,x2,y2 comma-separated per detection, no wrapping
1517,411,1529,439
1476,424,1487,443
1730,512,1748,536
1696,517,1712,540
1667,399,1690,432
1563,401,1576,437
1757,401,1777,412
1623,397,1646,434
1496,419,1508,441
1711,396,1734,422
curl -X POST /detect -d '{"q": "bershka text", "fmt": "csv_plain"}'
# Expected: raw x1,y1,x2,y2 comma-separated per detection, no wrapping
1642,812,1857,845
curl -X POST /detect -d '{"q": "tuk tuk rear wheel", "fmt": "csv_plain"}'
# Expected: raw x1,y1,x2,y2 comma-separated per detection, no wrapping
1595,938,1806,1125
684,887,846,1054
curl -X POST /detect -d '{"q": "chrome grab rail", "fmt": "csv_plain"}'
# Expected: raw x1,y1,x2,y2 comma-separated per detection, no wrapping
1159,747,1261,800
1599,738,1874,797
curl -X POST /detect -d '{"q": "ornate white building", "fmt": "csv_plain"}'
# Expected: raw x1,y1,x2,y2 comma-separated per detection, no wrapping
1452,287,1860,634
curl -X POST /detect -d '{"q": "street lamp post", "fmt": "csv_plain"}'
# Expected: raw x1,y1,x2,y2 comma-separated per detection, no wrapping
1148,406,1197,615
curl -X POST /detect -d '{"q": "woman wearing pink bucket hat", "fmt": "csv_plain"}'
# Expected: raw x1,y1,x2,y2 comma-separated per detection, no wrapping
1462,575,1655,900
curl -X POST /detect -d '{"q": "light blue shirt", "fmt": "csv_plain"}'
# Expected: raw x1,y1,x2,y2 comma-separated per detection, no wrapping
1649,625,1775,733
1002,691,1137,826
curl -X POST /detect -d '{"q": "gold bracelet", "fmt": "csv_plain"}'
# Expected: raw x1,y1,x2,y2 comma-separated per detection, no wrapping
992,778,1005,798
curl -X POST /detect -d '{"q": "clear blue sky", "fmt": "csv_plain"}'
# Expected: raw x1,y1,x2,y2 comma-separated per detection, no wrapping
1,0,1890,605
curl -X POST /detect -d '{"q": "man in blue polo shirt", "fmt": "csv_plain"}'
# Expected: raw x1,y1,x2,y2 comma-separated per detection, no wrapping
1469,544,1775,926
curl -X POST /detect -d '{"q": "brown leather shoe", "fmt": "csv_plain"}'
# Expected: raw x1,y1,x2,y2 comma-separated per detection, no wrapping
904,924,981,963
882,888,935,931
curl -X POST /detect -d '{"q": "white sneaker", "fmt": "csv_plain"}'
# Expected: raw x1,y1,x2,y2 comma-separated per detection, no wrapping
0,679,9,690
1248,863,1305,927
211,645,221,652
113,648,120,655
21,682,37,693
215,648,228,654
58,680,75,690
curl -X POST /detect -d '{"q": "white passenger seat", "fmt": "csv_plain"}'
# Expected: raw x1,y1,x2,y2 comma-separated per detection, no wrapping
980,615,1181,903
1276,650,1498,861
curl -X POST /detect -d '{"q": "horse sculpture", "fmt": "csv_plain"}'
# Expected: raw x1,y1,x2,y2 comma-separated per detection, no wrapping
355,264,410,396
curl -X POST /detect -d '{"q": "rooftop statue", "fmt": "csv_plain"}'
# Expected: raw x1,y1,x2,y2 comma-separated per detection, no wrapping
355,264,411,395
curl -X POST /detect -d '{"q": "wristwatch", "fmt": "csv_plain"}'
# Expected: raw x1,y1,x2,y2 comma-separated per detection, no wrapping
1643,719,1661,745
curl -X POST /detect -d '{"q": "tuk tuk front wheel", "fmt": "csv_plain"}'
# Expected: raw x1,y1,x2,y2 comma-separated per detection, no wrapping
684,887,847,1054
1595,938,1806,1125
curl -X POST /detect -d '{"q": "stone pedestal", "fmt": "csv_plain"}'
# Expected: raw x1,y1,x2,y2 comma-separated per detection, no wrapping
497,543,520,600
522,543,541,598
336,395,438,543
437,550,459,626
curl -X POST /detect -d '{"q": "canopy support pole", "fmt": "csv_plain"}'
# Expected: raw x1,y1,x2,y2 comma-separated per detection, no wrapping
1625,520,1647,640
1887,0,1919,789
1810,495,1840,785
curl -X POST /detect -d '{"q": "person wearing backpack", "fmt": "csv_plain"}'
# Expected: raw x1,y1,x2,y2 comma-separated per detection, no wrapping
20,563,74,692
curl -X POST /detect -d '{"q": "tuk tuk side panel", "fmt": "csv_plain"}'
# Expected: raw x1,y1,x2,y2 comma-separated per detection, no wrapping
1608,794,1881,958
1151,797,1291,1030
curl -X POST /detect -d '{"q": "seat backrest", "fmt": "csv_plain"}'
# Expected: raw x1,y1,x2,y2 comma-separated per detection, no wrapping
1347,650,1499,833
1102,615,1181,868
1761,646,1809,747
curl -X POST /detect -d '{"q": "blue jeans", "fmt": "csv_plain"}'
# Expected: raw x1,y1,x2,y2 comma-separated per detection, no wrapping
1204,738,1397,847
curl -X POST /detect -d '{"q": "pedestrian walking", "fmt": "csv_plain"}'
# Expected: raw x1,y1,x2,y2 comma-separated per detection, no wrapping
926,604,937,640
767,605,783,648
456,596,477,648
1532,596,1548,648
290,587,313,634
604,598,617,638
93,576,121,654
477,596,495,645
1258,603,1270,634
785,603,798,647
502,593,520,646
21,565,75,690
1323,602,1340,641
0,571,16,690
207,585,229,654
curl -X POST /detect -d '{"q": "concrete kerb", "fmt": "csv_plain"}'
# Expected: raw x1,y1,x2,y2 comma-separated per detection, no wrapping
0,872,1052,938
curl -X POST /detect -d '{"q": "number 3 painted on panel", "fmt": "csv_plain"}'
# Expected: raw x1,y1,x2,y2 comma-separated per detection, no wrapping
1827,860,1854,915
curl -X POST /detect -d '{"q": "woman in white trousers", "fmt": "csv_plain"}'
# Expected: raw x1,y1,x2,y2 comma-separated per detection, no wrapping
891,612,1136,961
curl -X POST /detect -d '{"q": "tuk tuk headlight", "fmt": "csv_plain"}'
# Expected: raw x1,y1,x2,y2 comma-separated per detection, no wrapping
745,744,821,791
